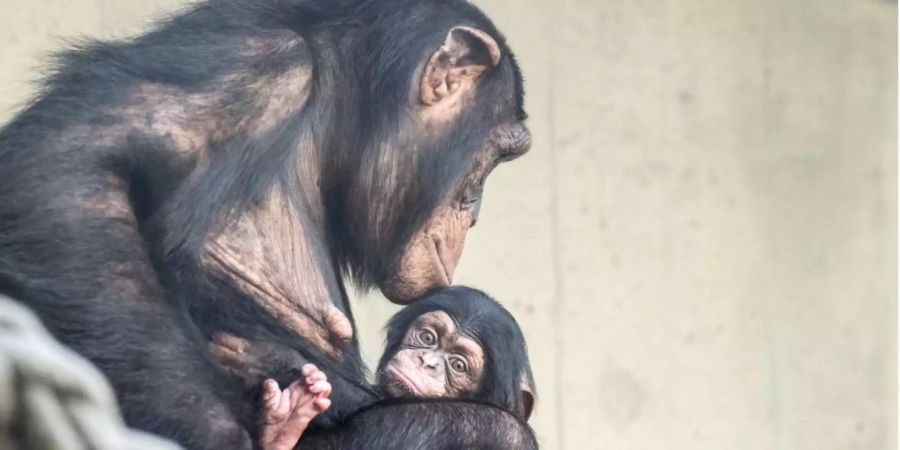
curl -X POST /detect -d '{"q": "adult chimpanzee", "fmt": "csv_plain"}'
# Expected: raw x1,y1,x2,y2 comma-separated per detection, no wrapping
0,0,533,448
211,286,536,448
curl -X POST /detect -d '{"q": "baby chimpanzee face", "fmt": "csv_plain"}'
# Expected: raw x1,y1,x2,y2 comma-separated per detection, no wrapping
375,286,535,420
378,310,485,398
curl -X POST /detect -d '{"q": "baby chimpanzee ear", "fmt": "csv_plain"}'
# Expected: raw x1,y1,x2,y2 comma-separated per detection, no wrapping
521,379,535,420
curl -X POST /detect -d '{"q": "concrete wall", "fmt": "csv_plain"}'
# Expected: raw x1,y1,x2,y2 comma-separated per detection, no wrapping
0,1,896,449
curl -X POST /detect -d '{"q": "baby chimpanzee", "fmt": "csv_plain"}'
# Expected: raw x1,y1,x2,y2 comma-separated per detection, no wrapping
374,286,535,418
211,287,535,449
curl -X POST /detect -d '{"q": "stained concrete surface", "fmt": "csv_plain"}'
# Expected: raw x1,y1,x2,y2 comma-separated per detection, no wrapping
0,1,896,449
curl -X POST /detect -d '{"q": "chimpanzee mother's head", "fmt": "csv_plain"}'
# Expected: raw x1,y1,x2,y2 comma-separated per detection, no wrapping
336,1,530,304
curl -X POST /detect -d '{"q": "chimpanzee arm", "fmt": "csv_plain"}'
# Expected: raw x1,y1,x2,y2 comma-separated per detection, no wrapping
299,399,538,450
0,163,252,450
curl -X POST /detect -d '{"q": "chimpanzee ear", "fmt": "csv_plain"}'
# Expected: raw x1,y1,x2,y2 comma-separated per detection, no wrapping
521,380,535,420
419,26,502,106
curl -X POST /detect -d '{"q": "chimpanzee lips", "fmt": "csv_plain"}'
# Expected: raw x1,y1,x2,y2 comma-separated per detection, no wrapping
388,366,423,396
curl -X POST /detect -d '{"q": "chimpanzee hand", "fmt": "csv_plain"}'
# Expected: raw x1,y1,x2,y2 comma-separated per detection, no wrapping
257,364,331,450
209,332,306,389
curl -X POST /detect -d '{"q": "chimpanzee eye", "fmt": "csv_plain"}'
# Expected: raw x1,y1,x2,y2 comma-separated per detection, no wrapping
460,190,479,206
460,183,483,207
449,356,468,373
419,328,437,346
461,194,479,206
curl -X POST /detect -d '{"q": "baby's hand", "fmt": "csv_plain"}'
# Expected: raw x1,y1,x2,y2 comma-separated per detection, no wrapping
258,364,332,450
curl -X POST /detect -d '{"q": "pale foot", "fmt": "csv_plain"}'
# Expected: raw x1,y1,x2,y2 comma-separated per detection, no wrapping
258,364,332,450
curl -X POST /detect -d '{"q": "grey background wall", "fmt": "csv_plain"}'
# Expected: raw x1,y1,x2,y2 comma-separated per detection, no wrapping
0,1,896,449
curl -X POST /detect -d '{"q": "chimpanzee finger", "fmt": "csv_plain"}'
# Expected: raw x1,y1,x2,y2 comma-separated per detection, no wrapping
323,304,353,343
211,331,249,353
305,370,327,386
285,378,311,409
208,341,246,367
301,364,318,377
319,381,332,398
308,380,330,396
258,303,344,359
261,380,280,407
260,379,292,423
313,398,331,413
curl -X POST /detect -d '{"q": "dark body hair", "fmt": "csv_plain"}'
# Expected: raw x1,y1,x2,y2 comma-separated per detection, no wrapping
0,0,534,449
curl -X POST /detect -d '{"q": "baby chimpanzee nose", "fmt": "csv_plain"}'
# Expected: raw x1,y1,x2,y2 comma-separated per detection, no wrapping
419,352,443,376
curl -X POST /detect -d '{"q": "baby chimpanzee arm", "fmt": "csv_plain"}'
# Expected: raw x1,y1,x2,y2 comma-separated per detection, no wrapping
299,399,538,450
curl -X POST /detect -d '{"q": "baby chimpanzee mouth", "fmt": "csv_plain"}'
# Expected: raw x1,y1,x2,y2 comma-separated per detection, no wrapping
388,366,422,396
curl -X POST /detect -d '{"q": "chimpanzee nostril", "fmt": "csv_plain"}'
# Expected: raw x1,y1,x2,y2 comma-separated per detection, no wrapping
420,352,442,375
493,123,531,159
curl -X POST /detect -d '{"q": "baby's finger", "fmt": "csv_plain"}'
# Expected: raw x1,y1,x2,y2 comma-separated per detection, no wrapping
285,379,307,409
305,370,327,385
308,380,331,396
313,397,331,412
301,364,319,377
276,386,294,417
261,380,281,411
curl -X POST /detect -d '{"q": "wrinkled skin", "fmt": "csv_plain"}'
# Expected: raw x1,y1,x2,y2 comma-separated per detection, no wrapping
378,311,485,397
375,27,531,304
380,121,531,304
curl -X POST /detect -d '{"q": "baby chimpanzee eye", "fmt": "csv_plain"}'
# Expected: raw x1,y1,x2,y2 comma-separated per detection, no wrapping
419,328,437,346
449,356,468,373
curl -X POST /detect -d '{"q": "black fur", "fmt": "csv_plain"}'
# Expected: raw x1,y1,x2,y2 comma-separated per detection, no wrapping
0,0,531,449
301,398,537,449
